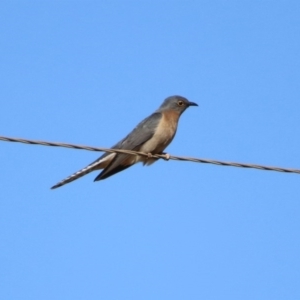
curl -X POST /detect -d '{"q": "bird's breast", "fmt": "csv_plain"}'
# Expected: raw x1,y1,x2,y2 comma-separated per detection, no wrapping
140,110,180,154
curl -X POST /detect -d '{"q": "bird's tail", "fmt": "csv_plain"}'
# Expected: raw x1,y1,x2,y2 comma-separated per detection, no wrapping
51,160,103,189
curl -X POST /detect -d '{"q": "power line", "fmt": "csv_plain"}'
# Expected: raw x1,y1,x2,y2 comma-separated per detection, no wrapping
1,135,299,175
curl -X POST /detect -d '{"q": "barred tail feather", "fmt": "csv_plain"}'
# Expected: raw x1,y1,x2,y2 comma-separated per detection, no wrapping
51,162,98,189
50,154,111,189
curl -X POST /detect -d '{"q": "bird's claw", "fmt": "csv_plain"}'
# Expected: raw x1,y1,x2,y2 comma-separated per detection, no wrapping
162,152,170,161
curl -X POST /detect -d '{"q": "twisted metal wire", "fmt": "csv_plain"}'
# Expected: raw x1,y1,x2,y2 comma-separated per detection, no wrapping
1,135,300,175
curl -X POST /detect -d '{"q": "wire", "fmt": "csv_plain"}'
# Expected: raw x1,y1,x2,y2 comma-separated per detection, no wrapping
1,135,299,175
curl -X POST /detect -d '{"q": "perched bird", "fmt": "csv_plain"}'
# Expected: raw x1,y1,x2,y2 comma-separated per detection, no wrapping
51,95,198,189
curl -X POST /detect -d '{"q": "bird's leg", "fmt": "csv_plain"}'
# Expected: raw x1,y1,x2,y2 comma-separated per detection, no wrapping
161,152,170,161
147,153,153,158
146,152,169,161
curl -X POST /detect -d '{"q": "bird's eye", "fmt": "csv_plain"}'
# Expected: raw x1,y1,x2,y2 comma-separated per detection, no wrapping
178,101,184,106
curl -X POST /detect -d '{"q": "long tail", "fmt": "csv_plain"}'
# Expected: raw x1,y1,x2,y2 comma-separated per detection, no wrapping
51,160,103,189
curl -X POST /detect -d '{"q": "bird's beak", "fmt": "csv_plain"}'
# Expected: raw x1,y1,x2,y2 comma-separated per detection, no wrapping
188,101,198,107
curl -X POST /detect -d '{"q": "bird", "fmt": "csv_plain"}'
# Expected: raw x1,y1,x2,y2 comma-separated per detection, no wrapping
51,95,198,189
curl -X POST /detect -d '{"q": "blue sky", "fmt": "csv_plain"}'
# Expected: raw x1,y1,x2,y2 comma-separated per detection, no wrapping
1,1,300,299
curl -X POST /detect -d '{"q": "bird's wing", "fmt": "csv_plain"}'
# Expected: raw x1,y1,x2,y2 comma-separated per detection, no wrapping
94,112,162,180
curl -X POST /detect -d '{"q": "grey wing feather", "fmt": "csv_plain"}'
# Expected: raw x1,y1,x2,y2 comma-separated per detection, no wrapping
94,112,162,180
113,112,162,149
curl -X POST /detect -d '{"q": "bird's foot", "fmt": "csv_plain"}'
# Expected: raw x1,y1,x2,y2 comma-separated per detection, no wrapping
147,153,153,158
161,152,170,161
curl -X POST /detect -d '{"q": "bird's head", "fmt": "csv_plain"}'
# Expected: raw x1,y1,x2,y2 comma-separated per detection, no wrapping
158,95,198,114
